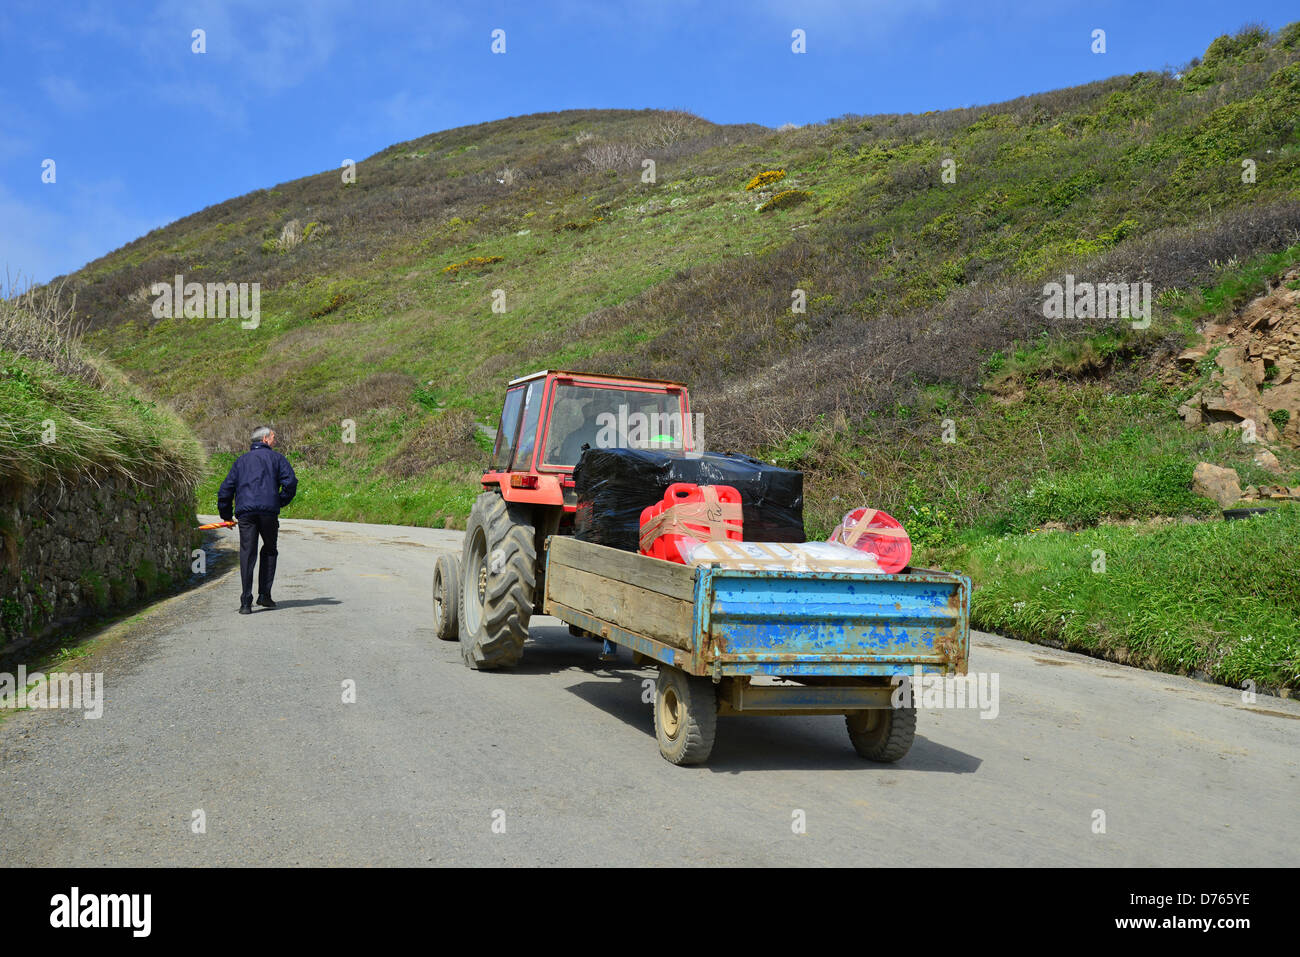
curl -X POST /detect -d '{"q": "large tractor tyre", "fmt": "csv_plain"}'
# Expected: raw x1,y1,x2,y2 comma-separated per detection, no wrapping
431,554,460,641
846,707,917,762
458,492,536,670
653,666,718,766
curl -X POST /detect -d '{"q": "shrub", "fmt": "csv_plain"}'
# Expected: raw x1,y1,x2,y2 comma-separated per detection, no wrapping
757,189,811,212
745,169,786,191
1202,24,1268,67
0,279,101,383
442,255,503,276
383,409,483,476
308,291,352,318
582,143,641,171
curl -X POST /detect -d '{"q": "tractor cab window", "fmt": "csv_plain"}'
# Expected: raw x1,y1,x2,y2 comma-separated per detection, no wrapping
543,384,686,468
491,386,525,471
511,380,545,470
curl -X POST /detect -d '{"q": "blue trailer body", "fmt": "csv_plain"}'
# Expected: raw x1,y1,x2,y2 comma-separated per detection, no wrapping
700,568,969,678
541,537,971,761
543,537,970,682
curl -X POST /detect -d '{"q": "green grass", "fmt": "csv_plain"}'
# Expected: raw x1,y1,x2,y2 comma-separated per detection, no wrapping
771,374,1300,542
1161,242,1300,320
0,350,204,487
1,285,204,488
932,506,1300,693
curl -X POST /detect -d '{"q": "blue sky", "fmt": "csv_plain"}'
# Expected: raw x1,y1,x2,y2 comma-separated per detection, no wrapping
2,0,1297,290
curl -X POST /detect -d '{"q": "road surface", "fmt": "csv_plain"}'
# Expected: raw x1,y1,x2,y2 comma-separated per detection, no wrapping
2,518,1296,866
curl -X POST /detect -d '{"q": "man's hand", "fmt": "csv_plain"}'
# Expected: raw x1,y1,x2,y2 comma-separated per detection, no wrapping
219,509,233,522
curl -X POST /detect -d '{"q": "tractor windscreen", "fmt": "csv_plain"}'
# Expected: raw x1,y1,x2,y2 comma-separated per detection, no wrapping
543,385,687,467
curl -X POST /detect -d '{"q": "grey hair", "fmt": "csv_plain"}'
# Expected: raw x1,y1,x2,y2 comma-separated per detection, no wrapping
251,426,274,442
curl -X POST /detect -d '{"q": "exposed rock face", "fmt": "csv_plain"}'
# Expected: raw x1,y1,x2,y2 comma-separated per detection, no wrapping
1191,462,1242,507
1177,269,1300,447
1254,448,1284,474
0,472,197,651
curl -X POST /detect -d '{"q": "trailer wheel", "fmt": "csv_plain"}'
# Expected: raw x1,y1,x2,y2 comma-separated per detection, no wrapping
654,666,717,765
431,554,460,641
458,492,535,670
846,707,916,762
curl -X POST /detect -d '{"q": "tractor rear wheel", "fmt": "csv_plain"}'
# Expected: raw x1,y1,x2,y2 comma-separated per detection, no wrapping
431,554,460,641
458,492,536,670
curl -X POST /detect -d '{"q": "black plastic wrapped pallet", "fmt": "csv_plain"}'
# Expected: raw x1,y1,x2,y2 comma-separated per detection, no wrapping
573,447,805,551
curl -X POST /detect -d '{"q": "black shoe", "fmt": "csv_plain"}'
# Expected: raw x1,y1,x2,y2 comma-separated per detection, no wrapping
256,596,276,608
238,604,252,615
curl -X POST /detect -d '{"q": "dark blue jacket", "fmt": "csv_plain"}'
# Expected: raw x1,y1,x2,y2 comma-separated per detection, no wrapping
217,441,298,519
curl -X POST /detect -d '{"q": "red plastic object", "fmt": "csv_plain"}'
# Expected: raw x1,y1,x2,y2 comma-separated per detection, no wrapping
828,507,912,573
639,483,743,564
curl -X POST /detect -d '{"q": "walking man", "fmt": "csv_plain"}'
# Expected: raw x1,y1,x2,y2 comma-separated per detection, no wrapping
217,426,298,614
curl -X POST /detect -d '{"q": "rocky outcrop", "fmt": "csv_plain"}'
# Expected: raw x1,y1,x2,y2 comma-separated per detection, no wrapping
0,472,197,652
1177,268,1300,447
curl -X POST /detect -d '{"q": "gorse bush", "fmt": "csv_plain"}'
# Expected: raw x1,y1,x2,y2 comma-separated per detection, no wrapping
757,188,812,212
744,169,786,190
442,255,503,276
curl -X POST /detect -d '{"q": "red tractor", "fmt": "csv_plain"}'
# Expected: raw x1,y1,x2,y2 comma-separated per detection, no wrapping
431,371,696,669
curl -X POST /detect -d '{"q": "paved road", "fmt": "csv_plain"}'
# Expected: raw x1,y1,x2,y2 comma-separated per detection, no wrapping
2,518,1297,866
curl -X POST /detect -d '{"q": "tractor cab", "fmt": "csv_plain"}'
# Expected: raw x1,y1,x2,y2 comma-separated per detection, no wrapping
482,370,694,513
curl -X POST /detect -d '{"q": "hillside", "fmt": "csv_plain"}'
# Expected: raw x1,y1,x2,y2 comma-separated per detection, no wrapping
49,23,1300,689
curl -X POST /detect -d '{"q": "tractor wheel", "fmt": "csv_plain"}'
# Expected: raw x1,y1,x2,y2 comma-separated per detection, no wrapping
431,554,460,641
846,707,917,762
653,666,717,765
458,492,536,670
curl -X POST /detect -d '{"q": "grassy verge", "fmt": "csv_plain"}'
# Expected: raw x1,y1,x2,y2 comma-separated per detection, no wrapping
930,506,1300,694
0,351,204,487
1,286,204,487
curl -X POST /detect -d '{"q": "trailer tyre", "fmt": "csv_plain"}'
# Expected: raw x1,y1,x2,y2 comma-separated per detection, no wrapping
846,707,916,762
432,554,460,641
459,492,536,670
654,666,717,765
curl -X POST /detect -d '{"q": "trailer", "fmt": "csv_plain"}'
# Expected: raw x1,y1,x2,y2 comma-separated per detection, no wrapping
429,369,974,765
542,536,971,765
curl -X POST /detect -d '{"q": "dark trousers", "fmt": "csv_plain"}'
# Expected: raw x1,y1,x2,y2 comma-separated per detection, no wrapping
237,512,279,605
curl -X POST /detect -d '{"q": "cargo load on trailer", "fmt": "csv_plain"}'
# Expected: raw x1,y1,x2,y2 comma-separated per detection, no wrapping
573,447,804,550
